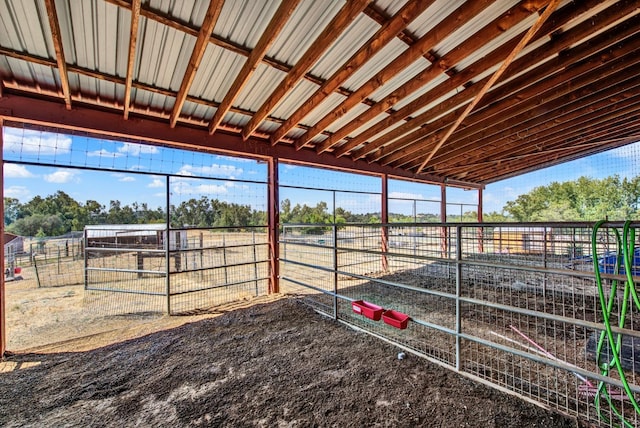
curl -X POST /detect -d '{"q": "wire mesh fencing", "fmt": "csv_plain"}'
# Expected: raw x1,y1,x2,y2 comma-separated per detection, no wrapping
84,226,270,315
279,221,640,428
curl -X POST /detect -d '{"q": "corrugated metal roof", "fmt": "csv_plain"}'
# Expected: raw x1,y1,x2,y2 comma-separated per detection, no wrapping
309,13,379,81
1,0,637,186
191,44,247,102
266,0,345,65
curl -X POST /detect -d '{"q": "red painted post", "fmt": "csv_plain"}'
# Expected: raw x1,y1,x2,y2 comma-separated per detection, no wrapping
268,157,279,294
381,174,389,272
0,121,5,357
440,184,448,258
478,187,484,253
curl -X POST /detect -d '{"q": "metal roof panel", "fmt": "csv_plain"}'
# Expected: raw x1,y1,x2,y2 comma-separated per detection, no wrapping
266,0,346,65
309,13,379,80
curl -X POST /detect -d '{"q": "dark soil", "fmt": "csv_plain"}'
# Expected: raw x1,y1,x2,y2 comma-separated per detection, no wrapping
0,298,587,427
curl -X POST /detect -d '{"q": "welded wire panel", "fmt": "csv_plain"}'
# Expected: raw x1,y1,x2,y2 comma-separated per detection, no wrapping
279,220,640,427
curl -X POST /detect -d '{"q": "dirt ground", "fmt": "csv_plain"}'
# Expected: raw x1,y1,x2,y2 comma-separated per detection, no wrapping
0,297,590,427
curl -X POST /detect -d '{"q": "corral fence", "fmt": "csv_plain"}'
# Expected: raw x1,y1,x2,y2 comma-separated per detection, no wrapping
84,225,269,314
4,235,84,287
280,221,640,428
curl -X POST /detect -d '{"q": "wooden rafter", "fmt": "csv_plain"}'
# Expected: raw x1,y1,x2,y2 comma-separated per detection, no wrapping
374,13,640,167
268,0,436,146
435,141,607,174
441,84,640,171
401,84,640,174
416,0,562,173
104,0,361,100
359,0,603,162
350,0,608,159
299,0,499,152
467,123,640,183
241,0,372,141
427,57,640,168
44,0,72,110
208,0,301,135
123,0,141,119
0,46,337,140
169,0,223,128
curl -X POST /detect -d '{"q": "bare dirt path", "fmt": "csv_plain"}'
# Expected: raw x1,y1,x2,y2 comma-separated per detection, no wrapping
0,298,587,427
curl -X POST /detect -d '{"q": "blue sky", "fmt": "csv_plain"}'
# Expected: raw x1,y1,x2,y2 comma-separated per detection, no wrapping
3,127,639,215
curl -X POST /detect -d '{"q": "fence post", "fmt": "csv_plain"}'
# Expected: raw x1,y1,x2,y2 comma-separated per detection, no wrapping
33,255,41,288
165,175,171,315
455,224,462,372
222,234,228,284
83,229,88,290
252,230,259,296
333,223,338,320
381,174,389,272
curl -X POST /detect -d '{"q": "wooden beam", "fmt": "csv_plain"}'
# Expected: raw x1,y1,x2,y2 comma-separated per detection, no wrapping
269,0,436,145
436,141,609,174
427,56,640,167
0,46,322,134
208,0,301,135
466,123,640,182
44,0,72,110
403,90,640,173
370,11,640,165
105,0,363,101
454,89,640,170
317,0,555,156
416,0,562,174
169,0,223,128
123,0,141,119
241,0,372,141
353,0,639,161
301,0,498,152
399,40,640,170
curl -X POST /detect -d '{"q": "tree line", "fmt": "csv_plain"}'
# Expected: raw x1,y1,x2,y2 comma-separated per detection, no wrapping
4,175,639,236
3,192,381,237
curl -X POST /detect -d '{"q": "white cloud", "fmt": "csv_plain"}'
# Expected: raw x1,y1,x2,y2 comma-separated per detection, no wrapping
4,164,35,178
88,149,124,158
3,128,72,155
177,163,243,178
214,155,255,163
4,186,31,199
44,169,79,183
388,192,426,200
119,176,135,182
171,180,228,195
118,142,159,155
149,178,164,188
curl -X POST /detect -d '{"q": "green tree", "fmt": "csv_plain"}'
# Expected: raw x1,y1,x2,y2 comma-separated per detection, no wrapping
3,197,22,226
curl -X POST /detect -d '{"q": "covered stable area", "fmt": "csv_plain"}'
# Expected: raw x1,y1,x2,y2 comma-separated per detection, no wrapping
2,1,640,426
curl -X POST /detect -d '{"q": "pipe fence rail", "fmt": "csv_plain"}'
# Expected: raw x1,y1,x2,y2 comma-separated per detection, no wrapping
84,226,269,315
280,221,640,428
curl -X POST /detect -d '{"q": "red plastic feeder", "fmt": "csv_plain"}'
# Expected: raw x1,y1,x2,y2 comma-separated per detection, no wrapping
351,300,383,321
14,267,21,275
382,310,410,329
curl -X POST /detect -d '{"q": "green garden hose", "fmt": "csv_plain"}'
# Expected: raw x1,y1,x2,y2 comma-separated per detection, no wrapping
591,220,640,427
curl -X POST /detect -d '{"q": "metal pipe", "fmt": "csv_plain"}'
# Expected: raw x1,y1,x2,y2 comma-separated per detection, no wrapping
165,175,171,315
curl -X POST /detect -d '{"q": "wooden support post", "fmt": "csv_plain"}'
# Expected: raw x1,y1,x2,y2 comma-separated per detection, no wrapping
268,157,280,294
